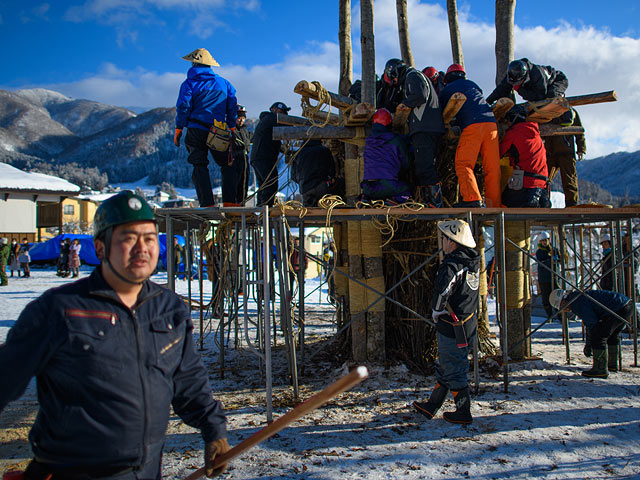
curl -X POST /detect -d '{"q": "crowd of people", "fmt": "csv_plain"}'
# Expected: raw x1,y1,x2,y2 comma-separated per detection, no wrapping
171,48,586,210
0,237,31,286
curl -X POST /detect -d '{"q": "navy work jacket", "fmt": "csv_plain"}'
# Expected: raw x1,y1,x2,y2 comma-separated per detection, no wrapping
0,268,226,468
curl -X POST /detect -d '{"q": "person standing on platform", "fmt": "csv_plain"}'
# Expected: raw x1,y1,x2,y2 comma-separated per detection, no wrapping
251,102,291,206
414,219,480,424
439,64,502,208
232,105,252,205
174,48,238,208
544,108,586,207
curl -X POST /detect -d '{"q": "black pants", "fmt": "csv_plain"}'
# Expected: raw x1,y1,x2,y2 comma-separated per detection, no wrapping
410,131,441,186
232,152,250,204
252,156,279,206
502,187,551,208
589,302,632,350
539,281,554,318
185,128,236,206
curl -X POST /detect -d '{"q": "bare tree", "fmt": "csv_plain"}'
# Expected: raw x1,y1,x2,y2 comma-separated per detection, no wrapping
396,0,414,67
339,0,353,96
360,0,376,105
495,0,516,85
446,0,464,67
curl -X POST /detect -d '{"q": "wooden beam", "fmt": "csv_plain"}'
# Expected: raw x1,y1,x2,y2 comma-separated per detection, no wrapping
273,125,365,141
277,113,312,126
567,90,617,107
442,92,466,125
539,125,585,137
294,80,355,110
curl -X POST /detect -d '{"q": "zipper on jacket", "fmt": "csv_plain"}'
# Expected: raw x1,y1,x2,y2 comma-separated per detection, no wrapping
132,308,149,465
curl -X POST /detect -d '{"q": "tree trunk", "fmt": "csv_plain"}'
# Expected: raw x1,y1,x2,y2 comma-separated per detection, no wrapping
360,0,376,106
446,0,464,67
495,0,516,85
396,0,414,67
339,0,353,96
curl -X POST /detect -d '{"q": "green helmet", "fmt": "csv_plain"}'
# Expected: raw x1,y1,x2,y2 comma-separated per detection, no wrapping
94,191,156,240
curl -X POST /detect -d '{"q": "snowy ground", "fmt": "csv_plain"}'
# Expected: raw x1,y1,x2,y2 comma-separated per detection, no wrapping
1,267,640,479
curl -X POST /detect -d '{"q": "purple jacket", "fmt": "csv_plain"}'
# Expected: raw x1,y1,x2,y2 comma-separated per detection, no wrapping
363,124,410,181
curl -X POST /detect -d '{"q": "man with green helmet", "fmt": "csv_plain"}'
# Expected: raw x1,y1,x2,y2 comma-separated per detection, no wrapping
0,191,230,479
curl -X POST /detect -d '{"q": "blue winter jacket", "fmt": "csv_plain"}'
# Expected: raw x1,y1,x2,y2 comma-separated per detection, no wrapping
363,123,410,181
566,289,630,330
439,78,495,130
0,268,226,468
176,66,237,131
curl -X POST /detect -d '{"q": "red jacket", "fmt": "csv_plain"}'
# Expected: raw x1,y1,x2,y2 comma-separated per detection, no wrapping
500,122,548,189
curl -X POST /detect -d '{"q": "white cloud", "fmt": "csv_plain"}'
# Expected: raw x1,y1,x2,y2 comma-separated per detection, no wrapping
33,0,640,158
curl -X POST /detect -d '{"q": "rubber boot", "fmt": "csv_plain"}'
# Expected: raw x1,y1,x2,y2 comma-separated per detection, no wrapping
443,387,473,424
607,344,619,372
453,200,484,208
413,382,449,419
428,184,444,208
582,348,608,378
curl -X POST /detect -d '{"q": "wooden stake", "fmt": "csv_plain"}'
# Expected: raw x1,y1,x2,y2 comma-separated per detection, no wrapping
442,92,466,125
184,367,369,480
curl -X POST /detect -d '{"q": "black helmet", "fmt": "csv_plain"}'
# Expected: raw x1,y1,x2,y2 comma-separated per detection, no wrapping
270,102,291,113
237,104,247,117
505,105,528,126
94,191,156,240
507,60,529,86
383,58,405,85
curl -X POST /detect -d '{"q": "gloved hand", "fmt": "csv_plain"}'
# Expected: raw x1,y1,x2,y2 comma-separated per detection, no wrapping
583,343,592,358
174,128,183,147
577,152,585,161
205,437,230,477
432,309,447,321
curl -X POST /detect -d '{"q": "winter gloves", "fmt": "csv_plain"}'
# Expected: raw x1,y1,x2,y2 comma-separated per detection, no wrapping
174,128,183,147
205,437,230,477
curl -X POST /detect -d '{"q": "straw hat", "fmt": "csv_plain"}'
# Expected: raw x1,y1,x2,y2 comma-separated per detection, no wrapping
182,48,219,67
438,219,476,249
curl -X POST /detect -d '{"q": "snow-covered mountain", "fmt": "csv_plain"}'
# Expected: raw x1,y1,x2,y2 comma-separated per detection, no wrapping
577,151,640,200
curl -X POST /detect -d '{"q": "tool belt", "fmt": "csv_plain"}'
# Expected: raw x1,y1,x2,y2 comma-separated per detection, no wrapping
189,117,232,153
507,169,548,191
438,311,474,327
25,459,135,480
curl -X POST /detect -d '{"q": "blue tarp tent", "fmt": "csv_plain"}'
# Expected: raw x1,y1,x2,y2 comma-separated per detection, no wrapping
30,234,100,265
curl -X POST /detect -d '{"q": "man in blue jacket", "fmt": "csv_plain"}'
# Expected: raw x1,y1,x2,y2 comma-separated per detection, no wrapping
550,288,633,378
174,48,238,207
0,191,229,479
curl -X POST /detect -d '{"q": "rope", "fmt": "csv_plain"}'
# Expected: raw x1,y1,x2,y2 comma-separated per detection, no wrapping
354,199,427,247
300,81,333,131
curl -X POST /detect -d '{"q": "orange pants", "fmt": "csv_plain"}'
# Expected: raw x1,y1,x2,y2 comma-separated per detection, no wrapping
455,122,502,207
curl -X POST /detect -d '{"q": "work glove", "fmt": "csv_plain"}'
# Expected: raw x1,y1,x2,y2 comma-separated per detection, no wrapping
577,153,585,161
432,309,447,321
174,128,183,147
583,343,592,358
205,437,230,477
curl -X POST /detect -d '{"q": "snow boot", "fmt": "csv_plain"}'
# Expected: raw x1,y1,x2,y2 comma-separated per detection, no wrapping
413,382,449,419
582,348,608,378
443,387,473,424
607,344,619,372
415,185,443,208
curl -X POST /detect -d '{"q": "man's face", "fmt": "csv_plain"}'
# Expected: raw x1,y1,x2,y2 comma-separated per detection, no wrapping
601,241,610,250
540,238,549,247
98,221,159,283
237,115,246,127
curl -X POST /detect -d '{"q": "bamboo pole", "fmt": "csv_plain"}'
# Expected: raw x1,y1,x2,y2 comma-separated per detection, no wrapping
184,367,369,480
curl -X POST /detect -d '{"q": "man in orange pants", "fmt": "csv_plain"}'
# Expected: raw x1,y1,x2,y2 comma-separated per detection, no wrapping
439,64,502,208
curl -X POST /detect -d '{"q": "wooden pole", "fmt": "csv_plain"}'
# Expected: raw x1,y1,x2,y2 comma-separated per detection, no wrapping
494,0,515,85
446,0,464,67
184,367,369,480
396,0,414,67
360,0,376,106
339,0,353,97
273,125,364,141
294,81,355,110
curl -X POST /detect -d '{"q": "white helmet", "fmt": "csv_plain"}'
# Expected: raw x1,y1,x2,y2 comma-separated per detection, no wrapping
549,289,566,310
537,231,550,242
599,234,611,244
0,237,7,245
438,219,476,249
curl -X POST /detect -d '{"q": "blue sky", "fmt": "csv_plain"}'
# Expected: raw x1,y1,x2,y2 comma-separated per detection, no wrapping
1,0,639,157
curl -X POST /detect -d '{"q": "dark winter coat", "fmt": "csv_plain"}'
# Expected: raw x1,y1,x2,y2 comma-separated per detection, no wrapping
0,243,9,265
175,66,237,131
600,248,614,291
439,78,495,130
486,58,569,104
536,243,559,284
564,290,630,330
500,121,548,189
291,140,335,194
250,111,282,166
402,68,445,136
0,268,226,467
432,246,481,339
232,124,252,159
545,109,586,158
363,123,410,181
